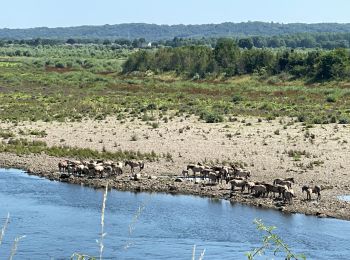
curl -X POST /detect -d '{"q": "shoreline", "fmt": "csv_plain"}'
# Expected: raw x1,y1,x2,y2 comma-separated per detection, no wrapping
1,152,349,221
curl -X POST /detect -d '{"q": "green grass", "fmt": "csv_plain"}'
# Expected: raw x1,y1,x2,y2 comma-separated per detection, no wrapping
0,138,159,161
28,130,47,137
0,44,349,125
0,129,15,139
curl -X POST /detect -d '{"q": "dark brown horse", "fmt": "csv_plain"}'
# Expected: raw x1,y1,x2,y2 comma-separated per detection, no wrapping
302,185,321,201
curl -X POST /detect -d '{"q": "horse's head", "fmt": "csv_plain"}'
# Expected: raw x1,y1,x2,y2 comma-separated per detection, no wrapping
302,186,308,193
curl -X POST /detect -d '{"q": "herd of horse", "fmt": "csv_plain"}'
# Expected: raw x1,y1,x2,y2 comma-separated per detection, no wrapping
58,159,321,203
58,159,144,178
182,163,322,203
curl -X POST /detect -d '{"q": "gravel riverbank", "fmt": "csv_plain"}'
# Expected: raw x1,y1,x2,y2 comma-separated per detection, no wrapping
1,152,349,221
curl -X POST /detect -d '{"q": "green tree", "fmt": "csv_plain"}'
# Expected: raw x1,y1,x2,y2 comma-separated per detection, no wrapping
214,38,240,76
238,38,254,49
315,48,349,80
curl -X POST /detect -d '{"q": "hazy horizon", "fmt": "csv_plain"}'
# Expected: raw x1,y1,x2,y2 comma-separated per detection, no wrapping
1,0,350,29
2,20,350,31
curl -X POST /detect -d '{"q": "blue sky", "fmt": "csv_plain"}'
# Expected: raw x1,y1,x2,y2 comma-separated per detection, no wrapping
1,0,350,28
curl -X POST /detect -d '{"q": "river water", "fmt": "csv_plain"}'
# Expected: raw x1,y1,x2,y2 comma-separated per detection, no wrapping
0,168,349,259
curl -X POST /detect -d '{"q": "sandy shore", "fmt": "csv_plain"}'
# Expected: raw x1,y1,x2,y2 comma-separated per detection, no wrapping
0,116,350,220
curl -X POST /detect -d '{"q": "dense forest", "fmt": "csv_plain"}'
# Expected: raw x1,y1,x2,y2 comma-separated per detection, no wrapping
123,38,350,81
2,22,350,40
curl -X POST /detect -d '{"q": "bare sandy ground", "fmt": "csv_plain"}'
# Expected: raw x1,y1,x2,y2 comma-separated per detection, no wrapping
0,116,349,220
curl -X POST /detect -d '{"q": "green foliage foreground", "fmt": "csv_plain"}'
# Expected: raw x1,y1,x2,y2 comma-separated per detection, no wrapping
246,219,306,260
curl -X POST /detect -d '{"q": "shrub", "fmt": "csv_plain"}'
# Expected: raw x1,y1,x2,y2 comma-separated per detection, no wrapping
326,95,337,103
29,129,47,137
312,117,323,124
55,62,65,68
232,94,243,103
297,114,306,122
131,134,138,141
146,103,157,111
151,122,159,129
330,116,337,123
200,111,224,123
339,117,349,124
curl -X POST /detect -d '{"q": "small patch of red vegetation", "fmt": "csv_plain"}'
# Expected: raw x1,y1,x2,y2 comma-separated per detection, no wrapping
185,87,225,96
108,84,144,93
272,90,300,97
96,71,116,75
45,66,76,73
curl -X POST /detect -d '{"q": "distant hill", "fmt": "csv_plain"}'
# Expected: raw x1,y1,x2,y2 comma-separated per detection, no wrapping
2,22,350,40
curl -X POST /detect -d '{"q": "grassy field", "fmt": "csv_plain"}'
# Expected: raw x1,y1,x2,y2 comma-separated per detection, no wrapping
0,44,350,125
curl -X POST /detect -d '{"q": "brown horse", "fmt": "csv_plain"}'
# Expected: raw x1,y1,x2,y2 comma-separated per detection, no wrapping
125,161,144,174
58,160,68,173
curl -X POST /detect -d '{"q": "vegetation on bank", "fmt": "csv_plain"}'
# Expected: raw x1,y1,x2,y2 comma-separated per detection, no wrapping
0,43,349,125
123,39,350,82
0,138,159,161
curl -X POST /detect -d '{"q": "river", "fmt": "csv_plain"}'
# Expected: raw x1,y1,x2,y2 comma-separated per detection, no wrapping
0,168,349,259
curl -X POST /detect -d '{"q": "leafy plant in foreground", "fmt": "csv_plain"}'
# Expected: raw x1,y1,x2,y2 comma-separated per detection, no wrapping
246,219,306,260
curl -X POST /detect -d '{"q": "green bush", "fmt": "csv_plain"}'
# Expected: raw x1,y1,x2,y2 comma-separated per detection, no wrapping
339,117,349,124
232,94,243,103
200,111,224,123
326,95,337,103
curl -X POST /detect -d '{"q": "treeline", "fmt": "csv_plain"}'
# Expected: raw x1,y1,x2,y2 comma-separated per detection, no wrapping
162,33,350,50
2,22,350,40
0,38,149,48
123,38,350,81
2,32,350,50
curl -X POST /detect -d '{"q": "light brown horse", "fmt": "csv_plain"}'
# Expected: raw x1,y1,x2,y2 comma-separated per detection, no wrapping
187,164,204,181
58,160,68,173
230,179,247,192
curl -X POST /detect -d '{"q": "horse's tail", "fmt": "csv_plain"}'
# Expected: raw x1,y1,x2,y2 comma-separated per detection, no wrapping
140,162,145,170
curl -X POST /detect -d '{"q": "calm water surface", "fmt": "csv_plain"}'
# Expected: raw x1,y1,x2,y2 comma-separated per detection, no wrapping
0,169,349,259
338,195,350,202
